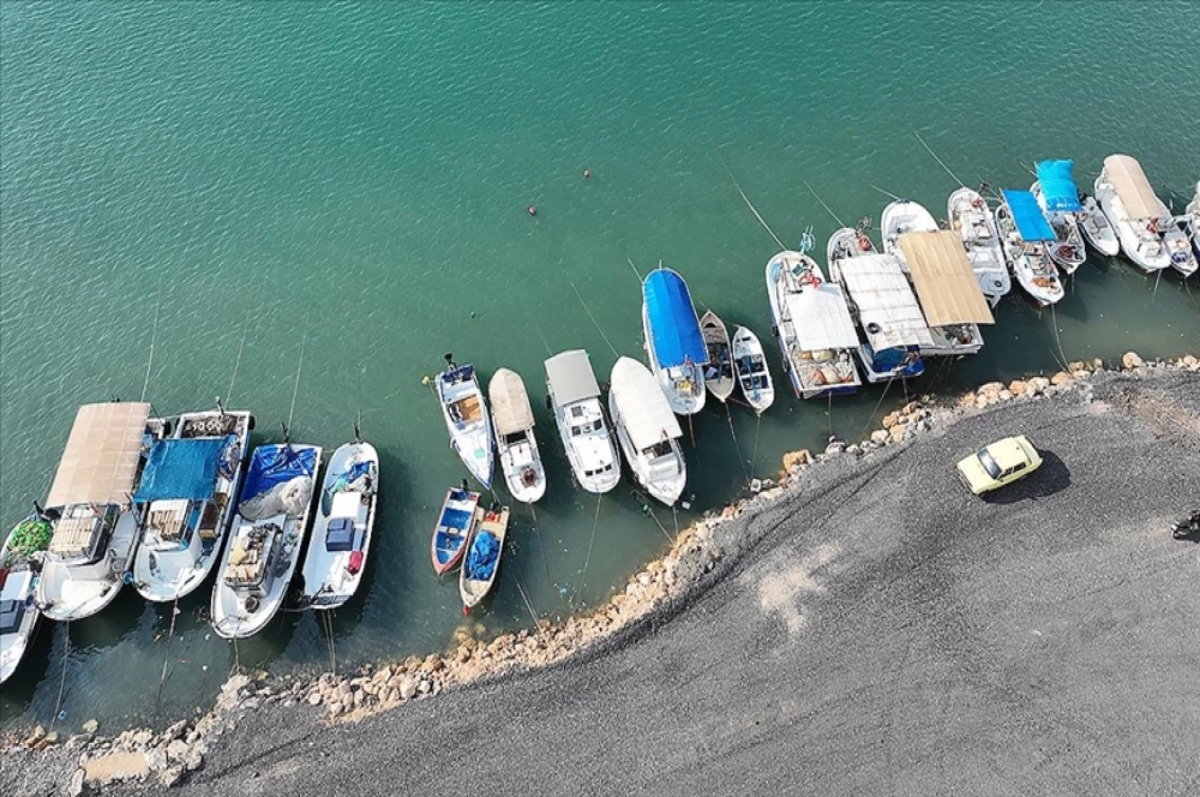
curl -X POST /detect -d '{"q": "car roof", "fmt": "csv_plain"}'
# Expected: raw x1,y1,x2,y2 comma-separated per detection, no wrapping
987,437,1030,470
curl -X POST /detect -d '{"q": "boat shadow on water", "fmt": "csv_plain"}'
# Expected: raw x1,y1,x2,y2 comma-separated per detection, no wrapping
981,449,1071,505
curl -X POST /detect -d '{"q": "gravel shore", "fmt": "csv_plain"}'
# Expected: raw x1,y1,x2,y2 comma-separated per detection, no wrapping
5,363,1199,796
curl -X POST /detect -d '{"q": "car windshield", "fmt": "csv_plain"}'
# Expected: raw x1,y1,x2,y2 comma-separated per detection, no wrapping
977,448,1002,479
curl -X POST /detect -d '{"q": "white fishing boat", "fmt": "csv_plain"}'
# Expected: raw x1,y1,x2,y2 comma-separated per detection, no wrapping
642,268,707,415
37,402,164,622
130,408,253,603
608,357,686,506
1094,154,1173,273
699,310,735,403
764,240,861,400
488,368,546,504
880,199,938,268
1,512,53,684
1184,181,1199,260
730,326,774,415
298,439,378,610
947,187,1011,305
459,504,510,612
997,190,1065,307
1030,160,1087,274
436,358,494,489
827,245,931,383
896,231,992,357
211,443,321,639
1077,194,1121,257
545,350,620,494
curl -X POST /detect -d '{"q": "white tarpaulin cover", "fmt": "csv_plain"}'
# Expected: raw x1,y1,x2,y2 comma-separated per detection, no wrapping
1104,154,1163,220
545,350,600,407
488,368,535,435
837,255,935,350
609,357,681,451
784,284,859,352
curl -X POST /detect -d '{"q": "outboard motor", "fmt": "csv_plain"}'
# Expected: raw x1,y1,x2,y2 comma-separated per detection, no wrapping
1171,509,1200,539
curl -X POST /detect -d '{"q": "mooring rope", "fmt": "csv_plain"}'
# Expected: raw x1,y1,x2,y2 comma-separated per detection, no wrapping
719,155,787,251
528,503,553,584
50,622,70,729
571,494,603,610
514,579,544,639
725,404,750,483
911,127,965,187
155,598,181,704
570,281,619,357
140,303,160,402
286,333,307,433
805,180,847,228
226,324,248,403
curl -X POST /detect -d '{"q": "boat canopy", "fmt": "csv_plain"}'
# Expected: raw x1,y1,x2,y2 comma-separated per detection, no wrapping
643,269,707,368
837,255,935,351
1002,190,1056,242
46,402,152,508
545,350,600,407
134,437,227,503
1035,160,1082,212
488,368,535,435
1103,154,1162,220
609,357,682,451
240,445,317,503
899,232,995,326
784,283,859,353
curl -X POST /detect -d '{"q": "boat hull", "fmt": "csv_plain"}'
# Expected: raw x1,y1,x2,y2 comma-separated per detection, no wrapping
0,516,45,684
730,326,774,414
38,508,142,622
437,365,494,489
431,487,480,575
1077,195,1121,257
497,431,547,504
609,392,686,506
1094,175,1171,273
642,305,706,415
947,188,1011,306
995,203,1064,307
459,506,509,610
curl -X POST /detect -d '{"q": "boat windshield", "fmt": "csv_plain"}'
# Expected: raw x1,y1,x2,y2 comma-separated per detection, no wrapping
977,448,1002,480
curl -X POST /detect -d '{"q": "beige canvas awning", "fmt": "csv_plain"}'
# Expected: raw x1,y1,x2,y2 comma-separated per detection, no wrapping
488,368,535,435
46,402,152,507
899,231,995,327
1104,154,1162,220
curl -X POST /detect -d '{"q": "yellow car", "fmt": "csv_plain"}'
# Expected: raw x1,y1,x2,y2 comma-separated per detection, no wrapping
956,435,1043,495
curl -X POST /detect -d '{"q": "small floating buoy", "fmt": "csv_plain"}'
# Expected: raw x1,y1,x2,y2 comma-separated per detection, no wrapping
583,169,590,179
469,310,476,319
421,375,431,386
462,606,470,617
527,205,537,217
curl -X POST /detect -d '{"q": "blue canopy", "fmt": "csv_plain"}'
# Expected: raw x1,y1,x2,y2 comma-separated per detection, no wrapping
134,438,226,502
464,530,500,581
1036,159,1082,212
1003,190,1057,242
239,444,317,503
643,269,706,368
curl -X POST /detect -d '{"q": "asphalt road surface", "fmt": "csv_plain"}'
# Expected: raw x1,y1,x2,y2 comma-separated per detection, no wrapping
17,370,1200,796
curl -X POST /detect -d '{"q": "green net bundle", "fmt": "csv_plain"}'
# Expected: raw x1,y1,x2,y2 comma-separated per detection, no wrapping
6,518,53,560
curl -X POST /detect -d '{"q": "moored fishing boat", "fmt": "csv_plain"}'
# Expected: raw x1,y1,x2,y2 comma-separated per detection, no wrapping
37,402,164,622
545,350,620,494
131,408,253,603
997,190,1064,306
1094,154,1173,273
1031,160,1087,274
299,437,378,609
1,512,53,684
608,357,686,506
897,231,992,357
764,240,861,400
436,357,494,489
211,443,321,639
827,246,930,383
699,310,735,403
1078,194,1121,257
947,187,1011,305
642,268,707,415
731,326,774,414
880,199,938,268
431,486,480,575
488,368,546,503
459,504,509,612
1183,181,1199,260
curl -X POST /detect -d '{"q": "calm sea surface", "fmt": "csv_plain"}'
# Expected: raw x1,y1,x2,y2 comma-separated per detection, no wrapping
1,1,1197,730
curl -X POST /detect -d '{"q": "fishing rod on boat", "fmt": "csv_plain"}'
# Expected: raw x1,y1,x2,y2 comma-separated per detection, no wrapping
911,127,965,187
804,181,847,228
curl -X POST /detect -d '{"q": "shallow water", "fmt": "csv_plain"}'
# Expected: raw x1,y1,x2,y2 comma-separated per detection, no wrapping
1,1,1197,731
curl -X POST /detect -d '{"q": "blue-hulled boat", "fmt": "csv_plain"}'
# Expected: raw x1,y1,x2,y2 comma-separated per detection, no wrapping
430,487,480,575
641,268,708,415
1031,160,1086,274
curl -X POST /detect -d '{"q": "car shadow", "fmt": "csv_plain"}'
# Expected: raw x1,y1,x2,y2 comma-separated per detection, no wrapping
983,449,1071,505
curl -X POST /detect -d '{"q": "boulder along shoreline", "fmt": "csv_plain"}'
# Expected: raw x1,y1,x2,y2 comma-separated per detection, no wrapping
4,351,1198,794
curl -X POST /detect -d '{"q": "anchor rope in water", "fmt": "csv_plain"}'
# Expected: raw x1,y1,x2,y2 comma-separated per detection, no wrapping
749,413,762,476
804,180,847,228
528,503,553,585
569,281,619,357
286,334,307,434
859,375,896,440
227,325,248,403
514,578,545,640
719,157,787,251
911,127,965,187
724,404,750,483
571,494,603,610
869,184,901,201
155,598,181,704
140,302,161,402
51,621,70,729
1049,303,1070,370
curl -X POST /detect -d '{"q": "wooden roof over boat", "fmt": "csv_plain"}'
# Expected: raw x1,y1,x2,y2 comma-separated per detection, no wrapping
609,357,681,451
1104,154,1161,220
898,231,995,327
46,402,151,507
545,350,600,407
488,368,535,435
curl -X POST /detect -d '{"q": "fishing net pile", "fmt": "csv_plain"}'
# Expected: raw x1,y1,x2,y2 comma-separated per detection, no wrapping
240,477,313,520
5,519,53,562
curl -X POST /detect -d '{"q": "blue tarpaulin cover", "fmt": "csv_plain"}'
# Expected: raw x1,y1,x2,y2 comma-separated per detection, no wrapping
1003,190,1057,242
1036,160,1082,212
464,530,500,581
239,445,317,503
134,438,226,502
643,269,707,368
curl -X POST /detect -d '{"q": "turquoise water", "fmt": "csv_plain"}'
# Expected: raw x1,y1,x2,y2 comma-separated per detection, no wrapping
1,1,1197,730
